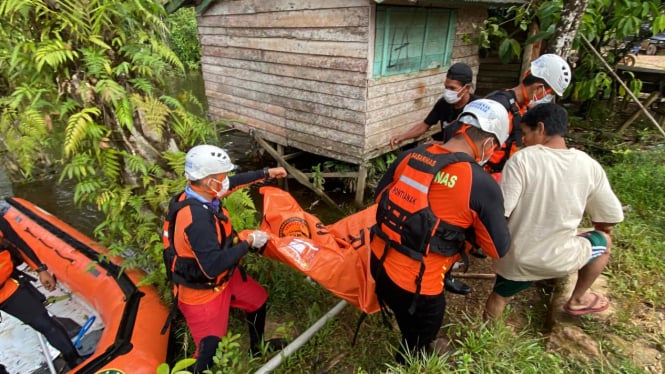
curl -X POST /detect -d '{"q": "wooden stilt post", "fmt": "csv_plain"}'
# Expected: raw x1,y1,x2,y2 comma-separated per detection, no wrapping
354,163,368,207
253,133,344,213
276,144,286,189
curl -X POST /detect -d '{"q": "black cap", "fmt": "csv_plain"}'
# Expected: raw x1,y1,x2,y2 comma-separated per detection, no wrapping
446,63,473,85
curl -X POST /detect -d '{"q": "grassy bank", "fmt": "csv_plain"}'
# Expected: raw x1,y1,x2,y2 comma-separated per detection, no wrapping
164,120,665,374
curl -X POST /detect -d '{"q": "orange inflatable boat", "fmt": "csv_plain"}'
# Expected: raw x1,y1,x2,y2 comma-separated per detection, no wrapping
0,197,169,374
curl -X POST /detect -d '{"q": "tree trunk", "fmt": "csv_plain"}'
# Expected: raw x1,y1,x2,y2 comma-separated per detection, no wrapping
546,0,590,58
521,22,542,76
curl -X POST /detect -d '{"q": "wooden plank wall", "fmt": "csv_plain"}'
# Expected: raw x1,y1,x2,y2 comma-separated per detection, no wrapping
475,56,522,96
364,6,485,161
199,0,371,164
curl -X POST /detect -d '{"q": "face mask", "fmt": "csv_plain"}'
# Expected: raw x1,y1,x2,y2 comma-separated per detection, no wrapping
532,94,555,106
477,138,495,166
208,176,230,198
443,87,463,104
529,86,554,108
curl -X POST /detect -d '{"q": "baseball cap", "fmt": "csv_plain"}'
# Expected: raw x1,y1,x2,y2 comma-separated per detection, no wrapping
446,63,473,85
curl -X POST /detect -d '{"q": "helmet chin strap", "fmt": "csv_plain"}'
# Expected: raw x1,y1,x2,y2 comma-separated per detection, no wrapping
520,83,531,107
189,181,218,199
457,124,482,162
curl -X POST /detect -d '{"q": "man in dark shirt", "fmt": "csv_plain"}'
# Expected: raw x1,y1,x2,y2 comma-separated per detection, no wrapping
390,63,478,147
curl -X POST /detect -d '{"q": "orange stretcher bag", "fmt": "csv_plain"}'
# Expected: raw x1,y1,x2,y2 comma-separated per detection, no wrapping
241,186,380,314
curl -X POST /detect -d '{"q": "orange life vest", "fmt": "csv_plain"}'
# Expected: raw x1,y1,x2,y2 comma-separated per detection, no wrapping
484,89,527,173
0,249,12,285
373,146,472,300
162,193,234,290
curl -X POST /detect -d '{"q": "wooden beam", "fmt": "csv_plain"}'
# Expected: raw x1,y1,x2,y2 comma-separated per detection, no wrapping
617,91,661,133
282,151,304,161
253,133,344,213
450,272,496,280
297,172,359,178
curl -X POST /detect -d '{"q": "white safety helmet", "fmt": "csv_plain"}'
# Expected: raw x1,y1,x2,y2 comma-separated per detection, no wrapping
530,54,572,96
457,99,510,144
184,144,235,181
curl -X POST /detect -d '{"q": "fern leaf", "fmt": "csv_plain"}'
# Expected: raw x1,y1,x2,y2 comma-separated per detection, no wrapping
88,34,111,50
114,98,134,129
34,39,78,71
128,78,154,95
64,107,101,157
95,79,126,104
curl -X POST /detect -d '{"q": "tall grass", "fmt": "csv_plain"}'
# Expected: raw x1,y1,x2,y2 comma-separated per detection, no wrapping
605,150,665,309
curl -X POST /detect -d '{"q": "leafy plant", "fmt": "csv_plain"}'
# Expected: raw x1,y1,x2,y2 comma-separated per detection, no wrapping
166,7,202,71
471,0,665,101
0,0,259,296
311,163,325,190
157,358,197,374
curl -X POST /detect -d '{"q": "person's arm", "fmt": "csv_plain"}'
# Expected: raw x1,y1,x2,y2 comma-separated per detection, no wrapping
390,99,446,148
468,169,511,259
227,167,287,193
390,122,430,149
498,155,524,219
0,217,56,291
586,159,624,233
184,206,250,278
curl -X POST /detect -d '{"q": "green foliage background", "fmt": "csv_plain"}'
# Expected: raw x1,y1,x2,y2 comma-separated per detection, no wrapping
1,1,664,373
0,0,245,298
166,7,202,71
476,0,665,101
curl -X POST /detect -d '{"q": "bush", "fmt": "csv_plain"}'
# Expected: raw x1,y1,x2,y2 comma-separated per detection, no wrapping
167,7,201,71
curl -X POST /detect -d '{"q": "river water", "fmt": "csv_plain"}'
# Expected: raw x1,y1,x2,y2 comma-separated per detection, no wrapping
2,71,349,236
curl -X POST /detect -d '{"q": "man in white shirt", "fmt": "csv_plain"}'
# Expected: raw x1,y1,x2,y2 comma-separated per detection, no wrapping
484,103,624,319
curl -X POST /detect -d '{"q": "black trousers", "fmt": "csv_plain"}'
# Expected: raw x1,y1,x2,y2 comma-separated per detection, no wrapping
0,281,81,367
370,253,446,356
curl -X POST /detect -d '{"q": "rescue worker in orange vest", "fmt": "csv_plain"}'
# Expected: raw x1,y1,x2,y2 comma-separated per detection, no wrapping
370,99,512,363
484,54,572,178
162,144,287,373
0,215,83,370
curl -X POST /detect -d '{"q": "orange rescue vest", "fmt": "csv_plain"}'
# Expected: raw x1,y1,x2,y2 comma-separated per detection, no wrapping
484,90,526,173
0,249,12,285
373,146,472,301
162,193,234,290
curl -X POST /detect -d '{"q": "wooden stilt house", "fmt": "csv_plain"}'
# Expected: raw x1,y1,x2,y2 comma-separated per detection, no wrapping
167,0,522,204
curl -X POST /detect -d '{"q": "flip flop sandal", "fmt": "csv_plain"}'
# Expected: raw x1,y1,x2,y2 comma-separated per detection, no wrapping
563,293,609,316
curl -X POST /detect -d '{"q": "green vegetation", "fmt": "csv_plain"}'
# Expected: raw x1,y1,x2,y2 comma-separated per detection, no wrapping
605,150,665,308
156,134,664,373
166,7,202,71
0,0,233,299
1,1,663,373
475,0,665,101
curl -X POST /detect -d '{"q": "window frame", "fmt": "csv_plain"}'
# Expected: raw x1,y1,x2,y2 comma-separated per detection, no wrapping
373,6,457,78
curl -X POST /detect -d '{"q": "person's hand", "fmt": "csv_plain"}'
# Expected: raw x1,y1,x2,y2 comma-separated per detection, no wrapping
592,222,615,235
390,135,403,149
38,271,57,292
248,230,270,249
268,167,287,179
